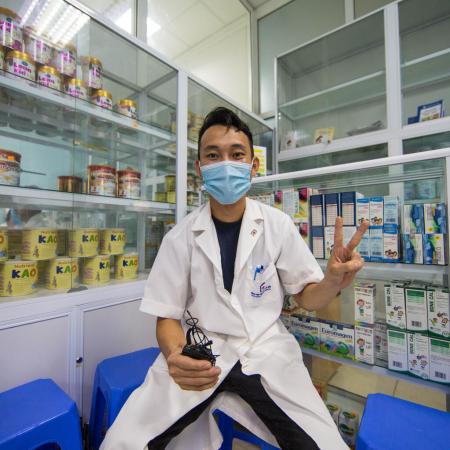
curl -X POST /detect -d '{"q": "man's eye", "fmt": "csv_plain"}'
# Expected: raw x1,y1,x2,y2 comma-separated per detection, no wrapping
233,153,245,159
206,154,218,159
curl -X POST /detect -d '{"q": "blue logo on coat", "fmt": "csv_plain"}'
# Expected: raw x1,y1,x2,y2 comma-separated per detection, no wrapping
251,282,272,298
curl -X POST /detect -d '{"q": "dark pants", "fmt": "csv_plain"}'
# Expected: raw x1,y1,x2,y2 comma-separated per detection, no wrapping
148,361,320,450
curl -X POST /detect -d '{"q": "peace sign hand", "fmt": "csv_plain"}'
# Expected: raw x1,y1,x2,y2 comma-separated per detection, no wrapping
325,217,369,291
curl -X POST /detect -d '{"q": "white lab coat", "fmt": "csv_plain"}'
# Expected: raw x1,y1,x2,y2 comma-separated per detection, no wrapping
101,198,348,450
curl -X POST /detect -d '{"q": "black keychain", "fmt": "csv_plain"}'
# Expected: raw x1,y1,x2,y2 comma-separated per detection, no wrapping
181,310,218,366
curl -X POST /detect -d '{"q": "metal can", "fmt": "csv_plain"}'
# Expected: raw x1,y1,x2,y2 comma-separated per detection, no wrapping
0,260,38,296
99,228,126,255
57,175,82,193
0,8,22,51
45,257,79,290
37,65,61,91
114,253,138,280
154,192,166,202
88,165,116,197
21,229,58,260
0,228,7,261
82,255,110,285
53,43,77,78
5,50,35,81
81,56,103,89
91,89,112,110
0,149,21,163
68,228,99,257
24,27,52,65
116,99,137,119
167,191,176,204
0,160,20,186
117,169,141,199
165,175,176,191
64,78,88,101
187,191,199,206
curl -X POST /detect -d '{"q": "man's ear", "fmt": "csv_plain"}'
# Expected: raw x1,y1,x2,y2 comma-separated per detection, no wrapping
195,160,202,178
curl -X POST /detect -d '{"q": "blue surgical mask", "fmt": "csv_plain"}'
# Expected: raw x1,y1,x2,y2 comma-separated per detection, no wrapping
200,160,252,205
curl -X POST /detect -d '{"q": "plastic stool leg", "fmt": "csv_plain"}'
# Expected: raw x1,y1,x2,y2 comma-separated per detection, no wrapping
217,412,234,450
90,388,106,450
53,404,83,450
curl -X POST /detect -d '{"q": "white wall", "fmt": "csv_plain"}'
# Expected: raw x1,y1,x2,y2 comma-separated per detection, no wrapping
174,16,252,110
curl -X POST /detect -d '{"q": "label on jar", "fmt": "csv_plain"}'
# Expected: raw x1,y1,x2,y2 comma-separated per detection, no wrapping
25,36,52,65
38,71,61,90
69,228,99,257
93,94,112,110
100,228,126,255
83,61,102,89
0,17,23,50
117,104,137,119
115,253,138,280
0,260,38,296
45,257,79,290
54,48,76,77
65,84,88,101
118,173,140,199
6,54,35,81
21,229,58,260
89,167,116,197
82,255,110,284
0,160,20,186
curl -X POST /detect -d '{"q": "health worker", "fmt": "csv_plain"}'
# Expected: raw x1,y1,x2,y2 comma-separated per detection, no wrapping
101,107,369,450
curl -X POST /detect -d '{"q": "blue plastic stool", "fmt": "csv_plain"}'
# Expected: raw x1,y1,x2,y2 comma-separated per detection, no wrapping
215,409,280,450
0,378,82,450
357,393,450,450
89,347,160,449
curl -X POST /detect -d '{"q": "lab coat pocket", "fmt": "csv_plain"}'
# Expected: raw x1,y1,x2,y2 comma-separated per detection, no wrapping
248,262,279,305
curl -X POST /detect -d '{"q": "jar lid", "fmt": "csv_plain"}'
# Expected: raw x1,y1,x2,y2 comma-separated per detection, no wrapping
66,78,86,88
0,149,21,162
0,7,19,19
7,50,33,63
118,99,137,107
88,164,116,173
88,56,102,66
92,89,112,100
39,65,60,76
118,169,141,177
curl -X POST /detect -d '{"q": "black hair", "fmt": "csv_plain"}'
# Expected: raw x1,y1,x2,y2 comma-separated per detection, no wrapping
197,106,254,159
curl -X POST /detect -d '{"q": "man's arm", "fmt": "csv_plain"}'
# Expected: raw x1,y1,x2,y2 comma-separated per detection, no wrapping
156,317,186,359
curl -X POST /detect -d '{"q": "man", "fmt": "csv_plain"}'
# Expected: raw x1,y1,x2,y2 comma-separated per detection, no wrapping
102,107,368,450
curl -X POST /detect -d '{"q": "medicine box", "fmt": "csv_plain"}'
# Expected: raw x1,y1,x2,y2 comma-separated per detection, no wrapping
383,225,400,263
424,203,447,234
311,227,324,259
403,204,424,234
408,332,430,380
405,285,428,332
290,316,320,351
324,193,340,227
281,188,297,218
355,325,375,364
298,222,309,246
294,187,316,222
387,329,408,373
356,198,370,226
324,226,334,259
358,233,370,261
402,234,423,264
338,409,359,448
370,197,384,228
369,228,383,262
274,190,283,210
354,282,376,324
374,321,388,367
429,337,450,384
320,321,354,360
383,196,400,227
385,282,407,330
424,233,447,265
340,192,363,226
280,314,296,332
343,226,357,246
310,194,324,227
427,286,450,338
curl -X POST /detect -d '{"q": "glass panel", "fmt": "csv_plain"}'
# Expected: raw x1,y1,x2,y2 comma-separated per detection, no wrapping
354,0,393,18
279,144,388,173
403,131,450,154
277,11,386,158
400,0,450,125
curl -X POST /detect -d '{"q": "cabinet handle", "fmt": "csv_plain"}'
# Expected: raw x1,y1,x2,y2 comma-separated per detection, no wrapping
76,357,83,364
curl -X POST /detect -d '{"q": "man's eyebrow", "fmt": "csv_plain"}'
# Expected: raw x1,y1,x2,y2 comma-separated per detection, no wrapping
201,145,220,152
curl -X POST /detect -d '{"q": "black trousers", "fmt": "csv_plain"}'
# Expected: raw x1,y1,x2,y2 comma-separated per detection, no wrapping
148,361,320,450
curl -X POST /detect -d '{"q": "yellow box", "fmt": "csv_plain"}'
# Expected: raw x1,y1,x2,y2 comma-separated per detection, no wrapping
99,228,126,255
115,253,138,280
46,257,79,290
82,255,110,284
0,228,7,261
21,229,58,260
0,260,38,296
69,228,99,257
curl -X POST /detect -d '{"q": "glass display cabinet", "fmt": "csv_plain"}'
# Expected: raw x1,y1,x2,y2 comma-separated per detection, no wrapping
250,149,450,418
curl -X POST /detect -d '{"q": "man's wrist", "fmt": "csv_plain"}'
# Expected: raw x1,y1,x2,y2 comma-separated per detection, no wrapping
320,274,341,297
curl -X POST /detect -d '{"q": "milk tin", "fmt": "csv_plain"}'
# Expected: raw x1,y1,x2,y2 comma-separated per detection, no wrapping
45,257,78,290
99,228,126,255
0,260,38,296
115,253,138,280
0,228,7,261
68,228,99,257
82,255,110,284
21,229,58,260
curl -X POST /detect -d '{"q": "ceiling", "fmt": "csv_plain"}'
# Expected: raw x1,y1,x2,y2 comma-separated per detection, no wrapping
245,0,274,8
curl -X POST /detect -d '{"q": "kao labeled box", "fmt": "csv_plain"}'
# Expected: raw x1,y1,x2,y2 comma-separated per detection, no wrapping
320,321,354,360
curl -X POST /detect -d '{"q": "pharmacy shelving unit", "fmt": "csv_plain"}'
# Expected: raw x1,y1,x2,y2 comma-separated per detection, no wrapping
275,0,450,174
250,149,450,409
0,0,273,422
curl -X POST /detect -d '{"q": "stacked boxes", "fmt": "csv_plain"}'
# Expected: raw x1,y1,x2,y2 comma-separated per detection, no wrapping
319,321,355,360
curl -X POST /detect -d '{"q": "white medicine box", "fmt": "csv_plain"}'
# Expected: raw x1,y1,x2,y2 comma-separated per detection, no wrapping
387,329,408,373
384,283,407,330
355,325,375,364
427,286,450,339
429,337,450,384
405,286,428,332
408,332,430,380
354,282,376,324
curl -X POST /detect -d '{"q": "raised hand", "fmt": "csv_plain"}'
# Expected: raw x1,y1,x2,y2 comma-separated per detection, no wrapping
325,216,369,291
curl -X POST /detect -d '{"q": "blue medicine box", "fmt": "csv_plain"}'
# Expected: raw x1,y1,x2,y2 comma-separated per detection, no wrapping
310,194,324,227
340,192,363,226
310,226,325,259
324,193,340,227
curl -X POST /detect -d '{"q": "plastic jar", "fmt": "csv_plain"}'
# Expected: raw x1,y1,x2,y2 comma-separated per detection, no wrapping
24,27,52,65
21,228,58,260
81,56,103,89
0,159,20,186
64,78,88,101
37,65,61,91
0,8,22,51
0,260,37,296
117,169,141,199
88,165,116,197
53,43,77,78
0,148,21,163
57,175,82,193
5,50,35,81
91,89,112,110
114,253,138,280
116,99,137,119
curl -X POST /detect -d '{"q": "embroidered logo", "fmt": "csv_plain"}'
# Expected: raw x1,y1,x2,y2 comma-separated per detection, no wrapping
251,282,272,298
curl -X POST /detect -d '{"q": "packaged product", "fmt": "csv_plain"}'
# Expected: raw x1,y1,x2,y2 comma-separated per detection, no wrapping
405,285,427,332
403,204,424,234
356,198,369,226
354,282,376,324
324,193,340,227
165,175,176,192
53,44,77,78
402,234,423,264
289,316,320,351
424,233,447,265
24,27,52,65
310,194,324,226
45,257,78,290
369,197,383,227
385,282,407,330
5,50,35,81
319,321,354,360
37,65,61,91
115,253,138,280
117,170,141,199
424,203,447,234
88,165,116,197
357,233,370,261
383,224,400,263
21,229,58,260
81,56,103,89
0,227,7,261
311,227,324,259
374,321,388,367
0,8,22,50
116,99,137,119
369,228,383,262
340,192,363,226
82,255,111,284
99,228,126,255
69,228,99,257
324,226,334,259
64,79,88,101
0,159,20,186
429,337,450,384
408,332,430,380
387,329,408,373
383,196,399,227
0,260,38,296
427,286,450,338
91,89,113,110
355,324,374,364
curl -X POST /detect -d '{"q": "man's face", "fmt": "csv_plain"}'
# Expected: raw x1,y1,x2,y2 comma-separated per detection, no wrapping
195,125,259,178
